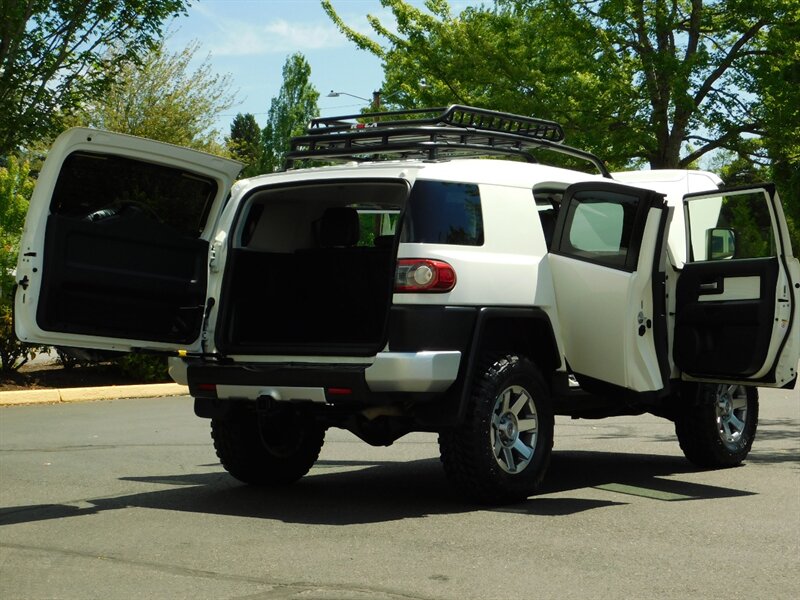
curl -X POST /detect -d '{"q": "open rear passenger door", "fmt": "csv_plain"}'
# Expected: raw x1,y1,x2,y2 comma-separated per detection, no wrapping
548,181,671,394
14,128,242,353
675,184,799,388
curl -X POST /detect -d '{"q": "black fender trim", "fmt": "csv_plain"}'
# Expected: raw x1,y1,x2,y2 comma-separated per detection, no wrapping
454,307,562,424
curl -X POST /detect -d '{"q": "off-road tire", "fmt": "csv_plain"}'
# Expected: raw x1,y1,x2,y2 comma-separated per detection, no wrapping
439,354,554,505
675,383,758,468
211,408,325,485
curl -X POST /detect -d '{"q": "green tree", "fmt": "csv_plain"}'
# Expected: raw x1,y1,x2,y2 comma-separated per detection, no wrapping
0,0,189,156
0,156,39,371
323,0,795,171
0,156,32,300
260,53,320,173
78,39,237,153
755,8,800,252
227,113,263,177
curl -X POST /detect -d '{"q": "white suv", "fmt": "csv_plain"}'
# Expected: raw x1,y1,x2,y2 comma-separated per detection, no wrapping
14,106,799,504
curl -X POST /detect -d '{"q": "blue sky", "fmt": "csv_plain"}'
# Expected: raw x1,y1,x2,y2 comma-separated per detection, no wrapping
166,0,476,133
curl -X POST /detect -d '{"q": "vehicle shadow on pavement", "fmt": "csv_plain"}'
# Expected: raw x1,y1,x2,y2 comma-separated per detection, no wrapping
0,450,755,527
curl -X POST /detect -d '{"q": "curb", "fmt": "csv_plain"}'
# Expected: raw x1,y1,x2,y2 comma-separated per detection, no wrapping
0,383,189,406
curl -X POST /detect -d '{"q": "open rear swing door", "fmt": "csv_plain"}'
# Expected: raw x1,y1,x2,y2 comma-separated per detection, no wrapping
14,128,242,354
674,184,799,389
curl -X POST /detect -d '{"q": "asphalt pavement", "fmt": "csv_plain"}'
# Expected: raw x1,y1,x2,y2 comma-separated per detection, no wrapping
1,387,798,599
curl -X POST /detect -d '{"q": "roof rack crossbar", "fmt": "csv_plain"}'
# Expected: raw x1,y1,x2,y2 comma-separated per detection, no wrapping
288,105,610,177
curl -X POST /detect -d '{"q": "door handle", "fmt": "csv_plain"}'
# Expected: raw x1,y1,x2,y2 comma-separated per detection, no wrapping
698,276,723,295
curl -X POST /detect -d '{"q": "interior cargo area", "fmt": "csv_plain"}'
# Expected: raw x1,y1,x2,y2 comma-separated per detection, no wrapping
216,180,408,354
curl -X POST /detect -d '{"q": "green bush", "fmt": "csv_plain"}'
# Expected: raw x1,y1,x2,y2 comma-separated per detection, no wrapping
116,353,170,382
0,303,42,372
0,156,41,372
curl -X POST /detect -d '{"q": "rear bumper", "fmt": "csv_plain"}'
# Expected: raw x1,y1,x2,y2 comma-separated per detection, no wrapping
365,351,461,392
186,350,462,403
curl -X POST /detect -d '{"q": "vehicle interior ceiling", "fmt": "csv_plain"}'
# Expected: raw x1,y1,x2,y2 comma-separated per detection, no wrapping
218,180,408,354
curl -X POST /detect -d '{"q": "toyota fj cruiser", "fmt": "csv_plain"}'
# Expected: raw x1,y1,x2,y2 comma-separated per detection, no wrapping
14,106,799,504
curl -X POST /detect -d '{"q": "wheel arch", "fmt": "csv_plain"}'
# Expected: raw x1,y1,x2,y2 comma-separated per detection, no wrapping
455,307,562,424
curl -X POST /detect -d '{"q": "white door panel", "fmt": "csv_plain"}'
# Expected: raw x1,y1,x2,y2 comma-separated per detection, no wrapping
549,182,668,393
14,128,241,353
548,256,632,387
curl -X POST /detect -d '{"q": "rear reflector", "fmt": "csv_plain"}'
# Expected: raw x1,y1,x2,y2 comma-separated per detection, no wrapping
194,383,217,398
395,259,456,293
326,387,353,396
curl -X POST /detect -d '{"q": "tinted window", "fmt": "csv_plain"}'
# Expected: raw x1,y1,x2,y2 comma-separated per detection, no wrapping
559,190,640,269
686,189,777,261
51,152,218,238
403,180,483,245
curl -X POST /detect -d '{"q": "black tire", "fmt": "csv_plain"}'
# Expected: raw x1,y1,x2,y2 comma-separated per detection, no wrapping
439,354,554,505
675,383,758,468
211,407,325,485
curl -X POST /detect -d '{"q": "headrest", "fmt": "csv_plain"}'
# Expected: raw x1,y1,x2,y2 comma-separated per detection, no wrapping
318,206,360,247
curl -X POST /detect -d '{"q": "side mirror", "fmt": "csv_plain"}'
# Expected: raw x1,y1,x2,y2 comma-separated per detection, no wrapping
706,227,736,260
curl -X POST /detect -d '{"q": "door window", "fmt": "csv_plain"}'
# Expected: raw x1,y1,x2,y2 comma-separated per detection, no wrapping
686,188,777,262
555,188,644,270
51,152,219,239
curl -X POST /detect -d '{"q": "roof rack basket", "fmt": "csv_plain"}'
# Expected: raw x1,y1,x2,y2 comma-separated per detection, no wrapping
286,105,610,177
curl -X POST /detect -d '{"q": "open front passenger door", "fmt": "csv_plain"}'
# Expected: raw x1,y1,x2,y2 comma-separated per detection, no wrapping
14,128,242,353
675,184,799,388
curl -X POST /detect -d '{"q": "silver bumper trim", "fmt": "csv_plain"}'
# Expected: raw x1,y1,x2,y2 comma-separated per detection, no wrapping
215,385,327,403
365,351,462,392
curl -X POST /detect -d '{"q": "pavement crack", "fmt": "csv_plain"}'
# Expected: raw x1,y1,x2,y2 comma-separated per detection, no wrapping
0,542,437,600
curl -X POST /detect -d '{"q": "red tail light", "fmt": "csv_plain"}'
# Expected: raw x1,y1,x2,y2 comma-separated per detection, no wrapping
395,259,457,293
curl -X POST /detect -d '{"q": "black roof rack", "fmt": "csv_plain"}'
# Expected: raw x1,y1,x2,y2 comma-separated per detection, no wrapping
286,105,610,177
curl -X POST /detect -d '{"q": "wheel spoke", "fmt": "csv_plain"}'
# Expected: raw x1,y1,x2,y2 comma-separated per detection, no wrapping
517,418,537,433
731,394,748,411
493,433,503,458
492,412,503,428
725,384,739,397
510,391,529,417
500,389,511,413
512,437,533,461
728,413,745,434
502,447,516,471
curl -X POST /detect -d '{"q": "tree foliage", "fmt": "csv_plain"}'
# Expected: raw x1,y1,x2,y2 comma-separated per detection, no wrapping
0,0,189,156
78,39,237,153
259,53,320,173
755,7,800,251
323,0,796,171
227,113,263,178
0,156,39,371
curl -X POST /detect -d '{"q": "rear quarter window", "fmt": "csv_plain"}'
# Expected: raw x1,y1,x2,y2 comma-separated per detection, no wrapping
402,180,484,246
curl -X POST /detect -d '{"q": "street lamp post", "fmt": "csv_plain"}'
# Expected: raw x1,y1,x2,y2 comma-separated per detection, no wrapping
327,90,392,111
327,90,371,102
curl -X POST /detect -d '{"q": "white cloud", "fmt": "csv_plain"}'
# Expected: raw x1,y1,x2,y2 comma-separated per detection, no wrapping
187,1,408,57
189,2,365,56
